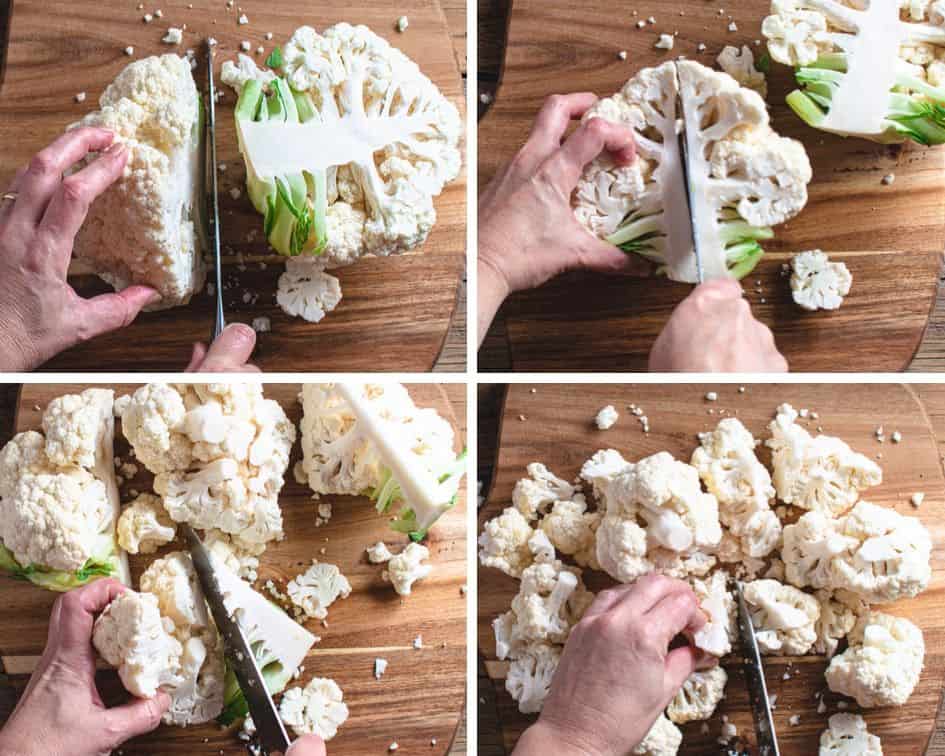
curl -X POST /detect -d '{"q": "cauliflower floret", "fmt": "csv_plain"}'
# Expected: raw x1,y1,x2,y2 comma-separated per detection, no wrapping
42,389,114,469
781,510,856,589
478,506,536,578
762,0,834,66
580,448,633,503
667,666,728,724
595,405,619,430
92,590,183,698
512,463,576,521
276,259,343,323
117,493,177,554
826,611,924,707
202,529,263,581
743,578,820,655
71,54,205,308
633,713,683,756
219,52,276,94
814,589,867,658
595,515,652,583
716,45,768,97
540,499,601,569
791,250,852,311
279,677,349,740
383,542,431,596
366,541,393,563
505,642,560,714
286,560,352,620
692,570,735,656
118,383,192,474
819,713,883,755
767,404,881,517
714,531,766,581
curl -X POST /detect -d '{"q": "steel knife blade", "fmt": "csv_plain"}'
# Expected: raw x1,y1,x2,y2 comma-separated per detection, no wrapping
675,94,704,284
205,42,225,341
181,524,290,755
736,581,780,756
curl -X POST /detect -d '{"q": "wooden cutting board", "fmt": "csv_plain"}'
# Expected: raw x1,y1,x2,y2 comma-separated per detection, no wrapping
478,0,944,372
0,383,467,755
0,1,465,372
479,383,945,754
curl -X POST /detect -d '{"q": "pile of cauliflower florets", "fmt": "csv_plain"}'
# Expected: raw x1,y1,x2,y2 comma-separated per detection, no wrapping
480,403,932,754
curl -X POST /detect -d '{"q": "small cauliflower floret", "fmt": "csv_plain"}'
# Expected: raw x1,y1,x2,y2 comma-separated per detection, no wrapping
633,713,683,756
219,52,276,94
287,560,352,620
540,499,601,569
512,463,576,521
505,642,560,714
478,507,536,578
791,250,852,311
814,589,867,658
580,449,633,503
767,404,882,517
42,389,115,469
667,666,728,724
383,542,431,596
117,493,176,555
92,590,183,698
743,578,820,655
691,570,735,656
118,383,193,474
819,713,883,755
717,45,768,97
595,405,619,430
781,510,855,589
826,611,924,707
366,541,393,564
714,531,766,581
279,677,349,740
595,515,652,583
71,55,205,308
276,259,343,323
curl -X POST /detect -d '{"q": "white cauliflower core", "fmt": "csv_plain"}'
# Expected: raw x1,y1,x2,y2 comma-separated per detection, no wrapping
573,60,811,282
72,55,205,308
279,677,349,740
287,560,352,619
743,578,820,655
791,250,852,311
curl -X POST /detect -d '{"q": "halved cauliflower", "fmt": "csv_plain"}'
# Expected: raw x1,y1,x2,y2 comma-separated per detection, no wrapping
791,250,853,311
505,642,561,714
117,493,176,555
743,578,820,655
667,666,728,724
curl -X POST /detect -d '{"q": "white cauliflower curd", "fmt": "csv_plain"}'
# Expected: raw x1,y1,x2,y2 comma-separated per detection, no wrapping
478,506,536,578
71,55,205,308
814,589,867,657
692,570,735,656
767,404,881,516
825,611,925,707
117,492,176,554
540,498,601,569
819,713,883,755
276,258,343,323
383,542,431,596
633,713,683,756
743,579,820,655
667,666,728,724
595,405,619,430
279,677,349,740
287,560,352,619
791,250,852,311
717,45,768,97
505,642,561,714
513,462,576,521
573,60,811,282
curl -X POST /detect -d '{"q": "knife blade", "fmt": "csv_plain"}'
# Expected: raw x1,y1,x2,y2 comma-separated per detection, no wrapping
181,524,290,755
736,581,780,756
676,94,704,284
205,41,225,341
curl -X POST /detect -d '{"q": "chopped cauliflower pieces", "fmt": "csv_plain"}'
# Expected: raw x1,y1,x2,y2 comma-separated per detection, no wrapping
790,250,852,311
279,677,349,740
117,492,176,554
287,560,352,620
743,579,820,655
383,542,431,596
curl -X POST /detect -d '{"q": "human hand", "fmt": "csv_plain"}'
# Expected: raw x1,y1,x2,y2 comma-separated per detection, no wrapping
512,575,708,756
185,323,261,372
285,734,327,755
649,278,789,372
0,579,170,756
0,128,159,371
478,93,649,345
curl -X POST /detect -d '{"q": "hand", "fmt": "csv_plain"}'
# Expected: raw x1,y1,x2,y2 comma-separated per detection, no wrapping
649,278,789,372
0,579,170,756
478,93,649,345
0,128,160,371
513,575,707,756
185,323,261,372
286,734,327,755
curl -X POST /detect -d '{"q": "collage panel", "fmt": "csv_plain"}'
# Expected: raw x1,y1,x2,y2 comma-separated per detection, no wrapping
0,381,468,755
478,383,944,755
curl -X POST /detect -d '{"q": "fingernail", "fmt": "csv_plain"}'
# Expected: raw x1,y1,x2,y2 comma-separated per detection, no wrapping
104,141,126,155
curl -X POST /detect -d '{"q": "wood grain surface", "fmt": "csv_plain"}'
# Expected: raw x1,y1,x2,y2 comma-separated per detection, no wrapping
478,383,945,754
477,0,945,372
0,383,467,755
0,0,466,373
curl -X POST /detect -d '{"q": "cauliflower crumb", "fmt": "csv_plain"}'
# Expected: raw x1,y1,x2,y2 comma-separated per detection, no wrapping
154,9,163,18
789,714,801,726
374,657,388,679
124,46,135,56
366,541,394,564
229,186,242,200
238,13,248,24
595,405,619,430
891,431,902,443
162,28,183,45
705,391,718,401
396,15,409,33
655,33,675,50
911,492,925,507
74,91,87,103
240,41,251,52
882,173,895,185
265,32,273,40
618,50,628,60
636,20,646,28
728,21,738,31
413,635,423,649
143,13,153,22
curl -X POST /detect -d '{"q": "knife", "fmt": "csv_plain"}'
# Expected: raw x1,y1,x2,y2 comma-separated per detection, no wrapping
676,94,704,284
181,524,290,755
735,582,780,756
205,41,225,341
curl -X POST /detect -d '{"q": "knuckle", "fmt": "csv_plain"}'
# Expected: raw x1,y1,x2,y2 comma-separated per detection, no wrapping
28,152,58,178
545,94,568,112
59,176,87,205
583,117,608,139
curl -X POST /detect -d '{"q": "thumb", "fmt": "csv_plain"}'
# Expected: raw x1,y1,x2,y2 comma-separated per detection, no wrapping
196,323,257,372
184,342,208,372
286,734,328,756
662,646,699,704
101,691,169,747
573,237,653,277
78,285,160,341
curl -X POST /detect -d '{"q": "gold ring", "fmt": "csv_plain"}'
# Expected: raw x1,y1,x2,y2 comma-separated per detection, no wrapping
1,192,17,203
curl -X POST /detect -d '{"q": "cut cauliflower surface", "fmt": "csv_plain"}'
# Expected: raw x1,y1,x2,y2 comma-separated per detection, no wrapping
505,642,560,714
814,589,866,658
633,713,683,756
93,590,183,698
573,60,811,283
767,404,882,517
692,570,735,656
120,383,295,549
691,418,781,558
667,666,728,724
478,506,536,578
276,258,343,323
512,463,576,521
826,611,925,707
117,493,176,555
71,54,205,308
716,45,768,97
279,677,349,740
382,542,431,596
540,499,601,569
286,560,352,620
819,712,883,755
743,579,820,655
791,250,852,311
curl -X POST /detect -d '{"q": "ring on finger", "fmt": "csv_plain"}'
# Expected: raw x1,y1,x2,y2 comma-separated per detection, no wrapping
0,192,17,204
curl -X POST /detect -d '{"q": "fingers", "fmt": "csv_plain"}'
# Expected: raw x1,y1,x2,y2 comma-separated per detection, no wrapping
524,93,599,162
76,286,160,343
185,342,209,371
690,277,743,303
543,118,636,190
101,691,170,746
574,237,654,277
39,142,127,242
51,578,126,656
622,574,691,615
580,585,630,620
286,734,328,756
192,323,258,372
13,128,116,225
645,590,702,649
663,646,700,700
